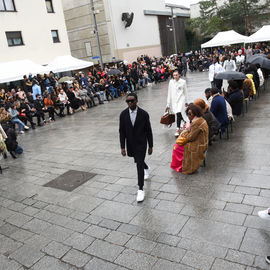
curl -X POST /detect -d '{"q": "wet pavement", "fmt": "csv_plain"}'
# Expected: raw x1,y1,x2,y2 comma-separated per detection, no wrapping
1,71,270,269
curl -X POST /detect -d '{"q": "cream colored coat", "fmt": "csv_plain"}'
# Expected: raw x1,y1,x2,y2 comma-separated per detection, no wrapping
0,124,7,141
167,78,188,121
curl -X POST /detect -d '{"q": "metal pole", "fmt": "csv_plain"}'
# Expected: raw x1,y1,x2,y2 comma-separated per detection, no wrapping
91,0,104,70
171,7,177,54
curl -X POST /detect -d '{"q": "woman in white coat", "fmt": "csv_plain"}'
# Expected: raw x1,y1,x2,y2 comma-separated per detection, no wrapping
166,70,188,136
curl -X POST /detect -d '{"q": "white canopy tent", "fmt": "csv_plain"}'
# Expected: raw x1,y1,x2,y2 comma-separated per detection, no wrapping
45,55,94,73
245,25,270,43
0,60,47,84
201,30,248,48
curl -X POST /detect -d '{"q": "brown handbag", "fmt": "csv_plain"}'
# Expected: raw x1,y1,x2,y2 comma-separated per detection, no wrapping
160,112,175,126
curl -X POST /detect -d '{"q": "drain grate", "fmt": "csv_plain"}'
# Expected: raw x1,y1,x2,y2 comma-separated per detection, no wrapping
43,170,96,192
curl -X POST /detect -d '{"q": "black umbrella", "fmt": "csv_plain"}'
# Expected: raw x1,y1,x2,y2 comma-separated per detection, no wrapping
107,69,122,76
246,54,270,69
215,71,247,80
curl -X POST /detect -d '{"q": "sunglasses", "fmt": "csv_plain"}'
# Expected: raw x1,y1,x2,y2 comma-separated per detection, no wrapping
126,99,136,103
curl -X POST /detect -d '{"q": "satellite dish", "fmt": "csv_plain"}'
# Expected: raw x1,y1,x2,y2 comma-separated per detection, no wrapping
122,12,134,28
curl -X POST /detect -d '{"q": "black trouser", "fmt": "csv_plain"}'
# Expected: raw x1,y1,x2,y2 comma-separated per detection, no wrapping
43,107,55,120
135,158,148,190
36,111,45,124
176,112,184,129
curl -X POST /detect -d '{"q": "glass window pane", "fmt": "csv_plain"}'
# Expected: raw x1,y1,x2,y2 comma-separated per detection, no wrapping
0,0,5,10
13,38,22,45
51,31,57,37
46,0,53,12
4,0,15,11
7,39,13,46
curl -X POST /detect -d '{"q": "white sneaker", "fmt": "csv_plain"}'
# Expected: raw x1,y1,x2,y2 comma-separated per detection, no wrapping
24,126,29,130
19,131,24,134
174,129,180,137
144,167,150,180
258,208,270,220
136,190,145,202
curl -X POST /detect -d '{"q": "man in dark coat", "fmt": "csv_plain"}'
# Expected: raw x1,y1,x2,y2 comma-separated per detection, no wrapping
226,80,243,116
119,93,153,202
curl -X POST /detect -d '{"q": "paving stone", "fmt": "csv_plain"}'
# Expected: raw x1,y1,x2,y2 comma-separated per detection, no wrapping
240,228,270,256
0,235,23,255
212,191,244,203
32,201,49,209
85,239,124,262
226,249,255,266
115,249,157,270
156,233,181,246
84,225,111,239
22,218,51,234
234,186,260,195
105,231,132,246
180,218,245,249
244,215,270,231
24,234,52,249
159,184,188,194
41,224,73,242
10,229,34,242
62,249,91,268
113,193,135,204
0,254,21,270
6,212,33,227
99,218,121,230
243,195,270,207
211,258,246,270
21,206,40,216
137,229,160,241
84,257,118,270
131,208,189,235
42,241,71,258
63,219,90,233
155,200,184,214
253,255,270,269
125,236,156,253
151,243,186,263
152,258,193,270
8,202,27,212
209,209,246,226
64,232,95,251
34,210,58,222
83,215,103,225
181,250,215,270
0,223,20,236
31,255,70,270
91,201,141,223
180,204,212,218
231,174,270,189
155,192,178,201
9,245,44,268
96,189,119,200
117,223,141,235
224,203,253,214
68,211,88,221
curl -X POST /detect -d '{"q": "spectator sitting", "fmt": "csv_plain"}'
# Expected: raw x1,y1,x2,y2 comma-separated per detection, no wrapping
8,103,29,134
225,80,243,116
33,94,46,126
210,87,229,133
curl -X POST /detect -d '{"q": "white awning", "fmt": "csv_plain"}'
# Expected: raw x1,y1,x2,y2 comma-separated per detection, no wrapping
0,60,47,84
201,30,248,48
45,55,94,73
245,25,270,43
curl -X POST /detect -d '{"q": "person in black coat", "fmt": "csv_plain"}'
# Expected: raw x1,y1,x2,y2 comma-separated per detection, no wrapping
225,80,243,116
119,93,153,202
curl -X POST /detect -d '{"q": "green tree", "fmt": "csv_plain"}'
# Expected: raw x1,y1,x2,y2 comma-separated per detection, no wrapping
187,0,270,38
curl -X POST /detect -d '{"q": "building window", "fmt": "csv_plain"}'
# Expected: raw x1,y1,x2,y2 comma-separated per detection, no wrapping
6,31,23,46
0,0,16,11
45,0,54,13
51,30,60,43
85,42,92,57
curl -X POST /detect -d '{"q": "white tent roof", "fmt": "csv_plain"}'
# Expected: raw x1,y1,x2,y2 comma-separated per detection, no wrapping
245,25,270,43
201,30,247,48
45,55,94,73
0,60,47,84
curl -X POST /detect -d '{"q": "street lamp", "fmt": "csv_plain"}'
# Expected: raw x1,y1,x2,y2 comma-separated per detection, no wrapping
90,0,104,70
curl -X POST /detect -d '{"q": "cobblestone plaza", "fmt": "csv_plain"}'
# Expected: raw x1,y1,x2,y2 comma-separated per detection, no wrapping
1,71,270,269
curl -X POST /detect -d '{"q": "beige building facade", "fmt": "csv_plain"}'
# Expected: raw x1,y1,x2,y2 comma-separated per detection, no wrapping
0,0,71,65
62,0,190,64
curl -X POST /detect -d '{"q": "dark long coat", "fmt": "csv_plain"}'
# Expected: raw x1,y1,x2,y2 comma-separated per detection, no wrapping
119,107,153,162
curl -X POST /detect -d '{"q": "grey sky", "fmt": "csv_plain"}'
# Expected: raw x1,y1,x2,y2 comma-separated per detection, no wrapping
165,0,199,8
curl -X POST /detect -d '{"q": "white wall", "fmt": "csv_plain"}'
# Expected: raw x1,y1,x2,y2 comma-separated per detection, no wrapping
0,0,71,65
107,0,165,50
